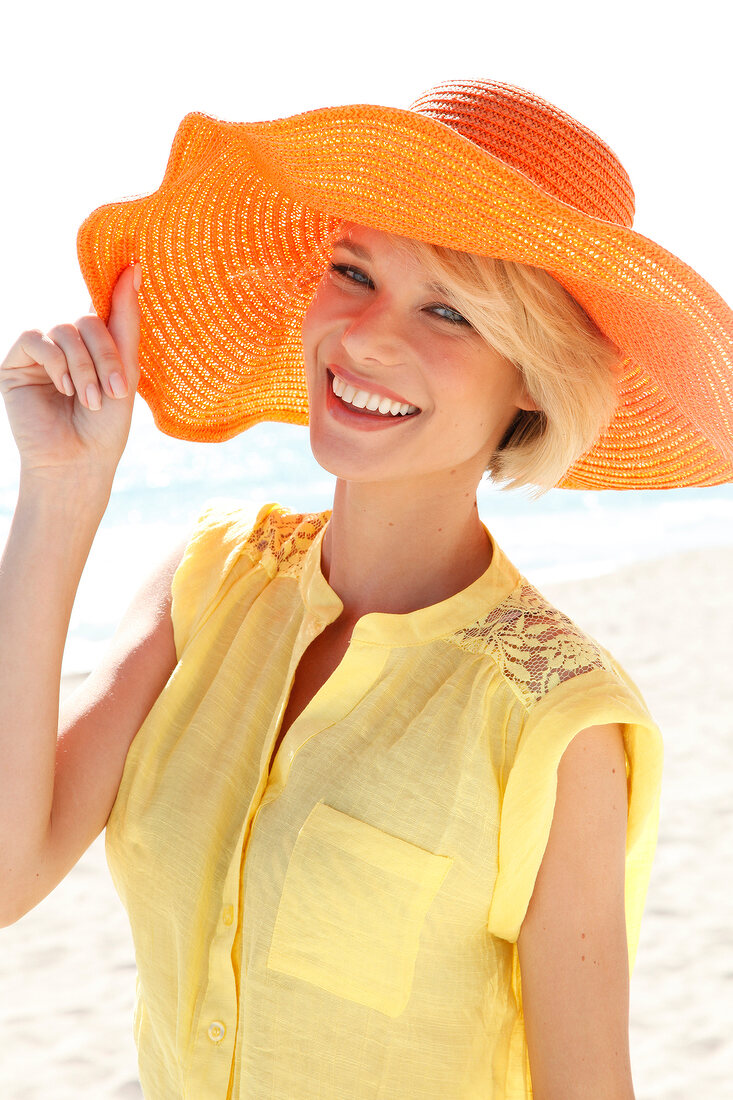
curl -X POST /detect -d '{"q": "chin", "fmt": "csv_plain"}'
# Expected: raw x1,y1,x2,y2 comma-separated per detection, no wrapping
308,448,390,484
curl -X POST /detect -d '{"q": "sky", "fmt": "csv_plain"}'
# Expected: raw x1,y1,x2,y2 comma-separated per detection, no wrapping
2,0,732,458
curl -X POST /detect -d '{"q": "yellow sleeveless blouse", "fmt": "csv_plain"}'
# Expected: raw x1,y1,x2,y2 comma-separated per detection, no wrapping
106,502,662,1099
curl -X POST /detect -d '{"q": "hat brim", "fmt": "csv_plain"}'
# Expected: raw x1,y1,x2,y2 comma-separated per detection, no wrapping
77,104,733,490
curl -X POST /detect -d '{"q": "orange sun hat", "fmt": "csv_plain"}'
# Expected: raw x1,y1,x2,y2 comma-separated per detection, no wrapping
77,79,733,490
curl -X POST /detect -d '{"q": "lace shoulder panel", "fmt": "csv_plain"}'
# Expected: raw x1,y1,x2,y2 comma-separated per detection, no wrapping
451,580,616,708
244,505,330,579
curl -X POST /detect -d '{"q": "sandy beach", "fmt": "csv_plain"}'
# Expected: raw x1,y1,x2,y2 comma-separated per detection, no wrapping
1,545,731,1099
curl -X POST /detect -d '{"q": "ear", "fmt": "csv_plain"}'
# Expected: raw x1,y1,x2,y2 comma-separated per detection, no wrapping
516,385,540,413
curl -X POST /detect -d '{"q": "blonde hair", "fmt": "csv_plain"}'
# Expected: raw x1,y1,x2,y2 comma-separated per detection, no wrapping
382,233,622,494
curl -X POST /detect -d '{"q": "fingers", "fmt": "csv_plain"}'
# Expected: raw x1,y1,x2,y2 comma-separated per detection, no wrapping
52,318,130,409
0,329,75,396
1,263,142,411
47,323,106,407
107,263,141,391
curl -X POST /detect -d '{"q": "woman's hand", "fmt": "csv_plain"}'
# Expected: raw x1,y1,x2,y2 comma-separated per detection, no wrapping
0,264,141,487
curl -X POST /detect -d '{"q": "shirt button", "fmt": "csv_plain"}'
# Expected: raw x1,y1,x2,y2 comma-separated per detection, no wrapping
207,1020,226,1043
222,904,234,927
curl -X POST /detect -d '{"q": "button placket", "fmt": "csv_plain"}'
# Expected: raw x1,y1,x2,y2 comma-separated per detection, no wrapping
207,1020,226,1044
183,823,245,1095
259,613,327,782
268,642,391,791
185,998,234,1097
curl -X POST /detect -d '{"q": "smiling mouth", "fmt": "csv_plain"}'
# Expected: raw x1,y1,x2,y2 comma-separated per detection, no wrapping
327,370,421,418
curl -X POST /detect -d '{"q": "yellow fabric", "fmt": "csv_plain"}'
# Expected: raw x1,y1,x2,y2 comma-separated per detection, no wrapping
106,502,663,1099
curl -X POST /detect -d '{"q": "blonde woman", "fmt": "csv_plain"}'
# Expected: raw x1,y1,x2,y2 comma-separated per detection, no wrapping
2,80,731,1099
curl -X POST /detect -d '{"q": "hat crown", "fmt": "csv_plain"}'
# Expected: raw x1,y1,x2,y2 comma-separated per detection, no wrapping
410,80,635,229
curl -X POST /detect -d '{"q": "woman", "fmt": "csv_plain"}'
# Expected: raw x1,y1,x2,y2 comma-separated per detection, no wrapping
1,80,731,1099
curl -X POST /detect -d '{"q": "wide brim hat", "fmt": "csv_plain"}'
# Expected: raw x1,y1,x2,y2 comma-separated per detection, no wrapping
77,79,733,490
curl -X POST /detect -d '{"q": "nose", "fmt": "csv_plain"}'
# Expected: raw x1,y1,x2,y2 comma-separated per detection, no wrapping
340,295,407,366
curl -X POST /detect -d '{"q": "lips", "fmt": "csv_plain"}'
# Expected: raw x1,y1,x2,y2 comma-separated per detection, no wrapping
324,370,421,430
328,372,420,418
327,365,418,410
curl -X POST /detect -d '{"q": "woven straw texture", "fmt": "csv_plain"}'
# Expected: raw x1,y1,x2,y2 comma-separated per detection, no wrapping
77,80,733,490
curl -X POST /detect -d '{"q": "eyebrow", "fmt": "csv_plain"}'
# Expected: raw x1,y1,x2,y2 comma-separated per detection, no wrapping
331,237,372,260
330,238,453,297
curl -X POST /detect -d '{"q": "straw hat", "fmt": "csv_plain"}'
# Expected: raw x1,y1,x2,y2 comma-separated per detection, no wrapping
77,79,733,490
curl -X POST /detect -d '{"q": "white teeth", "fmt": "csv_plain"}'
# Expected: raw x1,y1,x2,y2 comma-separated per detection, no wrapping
330,372,419,417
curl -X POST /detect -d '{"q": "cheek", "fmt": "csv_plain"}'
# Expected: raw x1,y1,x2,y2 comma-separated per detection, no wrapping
302,285,345,356
434,354,524,437
472,352,526,408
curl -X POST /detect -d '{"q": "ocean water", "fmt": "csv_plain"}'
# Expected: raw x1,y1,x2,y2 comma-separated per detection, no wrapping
1,400,732,674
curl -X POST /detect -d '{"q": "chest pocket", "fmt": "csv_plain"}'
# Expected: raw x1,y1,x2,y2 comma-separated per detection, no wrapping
267,800,454,1018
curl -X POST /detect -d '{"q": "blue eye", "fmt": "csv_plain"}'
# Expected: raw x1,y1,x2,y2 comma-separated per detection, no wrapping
430,303,471,326
329,262,373,287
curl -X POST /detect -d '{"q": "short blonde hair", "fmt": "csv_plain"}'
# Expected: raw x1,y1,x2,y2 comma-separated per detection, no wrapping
382,233,622,494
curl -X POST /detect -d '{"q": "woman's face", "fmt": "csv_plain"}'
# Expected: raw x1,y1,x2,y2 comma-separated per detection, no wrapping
302,224,535,490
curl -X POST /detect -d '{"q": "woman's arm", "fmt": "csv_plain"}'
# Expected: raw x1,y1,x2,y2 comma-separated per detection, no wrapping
0,486,183,926
517,722,634,1100
0,265,178,925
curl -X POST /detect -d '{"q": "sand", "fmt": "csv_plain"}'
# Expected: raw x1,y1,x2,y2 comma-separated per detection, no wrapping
1,546,731,1098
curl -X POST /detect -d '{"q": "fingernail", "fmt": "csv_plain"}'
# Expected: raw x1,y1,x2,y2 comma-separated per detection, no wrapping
62,373,74,397
86,383,102,411
109,371,128,398
132,263,142,292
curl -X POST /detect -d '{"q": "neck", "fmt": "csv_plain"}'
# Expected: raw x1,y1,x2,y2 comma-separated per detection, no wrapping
320,474,493,626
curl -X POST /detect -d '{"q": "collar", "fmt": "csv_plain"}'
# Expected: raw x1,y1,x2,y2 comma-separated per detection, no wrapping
299,518,521,646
